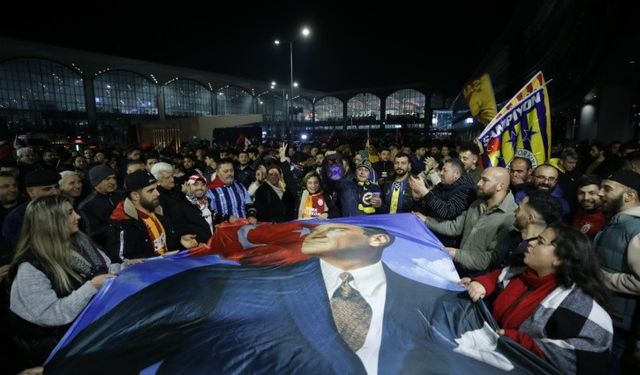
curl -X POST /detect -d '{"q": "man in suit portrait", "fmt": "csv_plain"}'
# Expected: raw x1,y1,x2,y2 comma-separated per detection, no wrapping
46,222,497,375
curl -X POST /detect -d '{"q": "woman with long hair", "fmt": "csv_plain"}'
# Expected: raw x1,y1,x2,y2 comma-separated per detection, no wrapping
463,223,612,374
9,195,140,368
296,171,339,219
248,164,266,200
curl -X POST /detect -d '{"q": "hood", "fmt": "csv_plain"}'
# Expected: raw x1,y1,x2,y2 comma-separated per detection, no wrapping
209,176,226,189
621,205,640,218
110,198,163,221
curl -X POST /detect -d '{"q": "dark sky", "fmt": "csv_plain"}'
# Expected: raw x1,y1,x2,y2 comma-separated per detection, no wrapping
0,1,520,93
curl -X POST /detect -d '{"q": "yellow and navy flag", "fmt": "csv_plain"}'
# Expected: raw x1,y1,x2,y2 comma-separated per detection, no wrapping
463,73,497,125
478,72,551,168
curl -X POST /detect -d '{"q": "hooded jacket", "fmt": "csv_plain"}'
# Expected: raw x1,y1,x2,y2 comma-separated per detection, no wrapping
104,198,180,261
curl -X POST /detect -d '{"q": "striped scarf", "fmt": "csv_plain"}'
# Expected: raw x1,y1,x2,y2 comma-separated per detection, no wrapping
137,210,167,255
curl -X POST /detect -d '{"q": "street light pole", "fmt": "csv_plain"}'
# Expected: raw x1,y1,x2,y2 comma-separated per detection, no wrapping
288,40,294,139
275,27,310,140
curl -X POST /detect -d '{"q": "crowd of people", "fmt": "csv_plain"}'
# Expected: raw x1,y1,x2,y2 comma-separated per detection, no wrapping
0,133,639,373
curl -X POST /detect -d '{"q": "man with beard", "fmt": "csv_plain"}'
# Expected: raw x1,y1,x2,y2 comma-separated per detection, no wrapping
571,175,605,238
508,157,533,204
530,164,571,219
593,169,640,368
493,190,562,268
416,167,516,275
382,153,415,213
168,174,214,245
105,170,197,261
72,155,88,180
373,148,394,186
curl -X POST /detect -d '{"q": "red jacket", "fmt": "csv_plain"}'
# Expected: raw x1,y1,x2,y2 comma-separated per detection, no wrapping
571,207,605,238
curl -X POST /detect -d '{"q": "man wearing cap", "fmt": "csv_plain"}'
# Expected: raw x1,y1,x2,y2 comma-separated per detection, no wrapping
382,152,415,214
105,170,197,261
166,174,215,244
77,165,125,246
593,169,640,364
2,169,60,248
335,159,384,217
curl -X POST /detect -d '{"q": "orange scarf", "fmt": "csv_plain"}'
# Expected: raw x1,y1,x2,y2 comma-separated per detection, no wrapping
138,210,168,255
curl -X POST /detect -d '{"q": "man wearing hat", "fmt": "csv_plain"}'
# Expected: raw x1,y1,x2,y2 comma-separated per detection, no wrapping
77,165,125,246
165,174,215,244
335,159,384,217
594,169,640,366
2,169,60,248
104,170,197,261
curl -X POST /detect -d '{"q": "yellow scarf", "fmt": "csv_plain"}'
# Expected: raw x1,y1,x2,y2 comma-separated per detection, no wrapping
139,211,167,255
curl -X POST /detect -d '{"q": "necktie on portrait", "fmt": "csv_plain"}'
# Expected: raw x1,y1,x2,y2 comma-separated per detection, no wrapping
330,272,372,352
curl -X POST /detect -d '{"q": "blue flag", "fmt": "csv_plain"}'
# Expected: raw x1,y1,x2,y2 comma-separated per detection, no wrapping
45,214,556,374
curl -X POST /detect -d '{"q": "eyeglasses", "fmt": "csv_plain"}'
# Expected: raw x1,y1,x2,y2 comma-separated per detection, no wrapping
534,175,557,183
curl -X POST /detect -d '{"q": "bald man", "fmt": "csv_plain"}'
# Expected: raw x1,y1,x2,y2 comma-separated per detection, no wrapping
415,167,517,275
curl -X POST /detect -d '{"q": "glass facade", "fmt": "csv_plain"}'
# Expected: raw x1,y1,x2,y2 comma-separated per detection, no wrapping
164,79,211,117
431,92,445,109
385,89,425,119
314,96,343,122
94,70,158,115
0,58,85,112
291,97,313,122
258,92,286,122
347,93,380,120
432,110,453,131
0,51,460,142
215,86,253,115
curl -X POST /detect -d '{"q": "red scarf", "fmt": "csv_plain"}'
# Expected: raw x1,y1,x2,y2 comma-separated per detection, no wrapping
208,176,225,189
491,268,558,329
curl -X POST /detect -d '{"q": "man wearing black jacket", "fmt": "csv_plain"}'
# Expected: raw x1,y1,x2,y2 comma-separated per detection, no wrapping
104,171,197,261
169,174,215,245
77,165,125,246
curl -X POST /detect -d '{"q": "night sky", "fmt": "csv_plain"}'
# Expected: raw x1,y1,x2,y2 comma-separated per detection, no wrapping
0,1,520,93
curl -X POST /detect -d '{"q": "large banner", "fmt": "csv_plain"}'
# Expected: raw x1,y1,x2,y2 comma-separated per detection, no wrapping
478,72,551,168
45,214,557,374
463,73,497,125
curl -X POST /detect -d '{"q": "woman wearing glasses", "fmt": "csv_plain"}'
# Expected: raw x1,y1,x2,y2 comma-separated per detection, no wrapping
463,223,612,374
